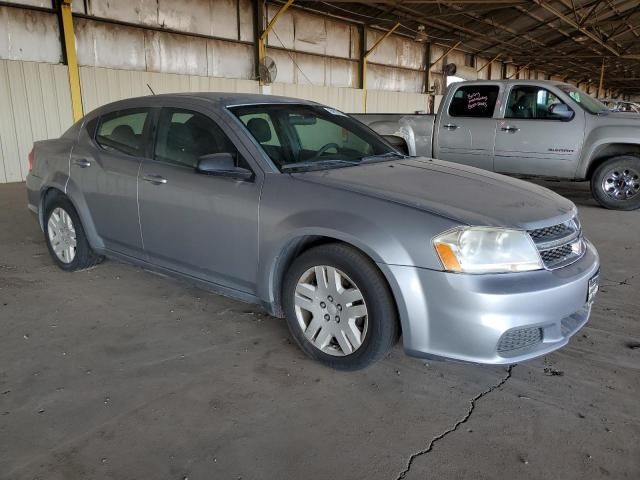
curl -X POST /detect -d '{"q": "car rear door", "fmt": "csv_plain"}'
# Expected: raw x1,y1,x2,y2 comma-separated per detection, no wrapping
138,102,262,293
494,84,585,177
433,83,500,170
70,107,151,258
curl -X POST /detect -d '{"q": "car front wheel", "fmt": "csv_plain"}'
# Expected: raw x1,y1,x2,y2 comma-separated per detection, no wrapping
591,155,640,210
283,243,399,370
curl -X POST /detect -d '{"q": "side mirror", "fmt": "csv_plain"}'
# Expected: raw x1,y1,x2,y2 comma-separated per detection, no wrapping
548,103,575,122
196,153,253,181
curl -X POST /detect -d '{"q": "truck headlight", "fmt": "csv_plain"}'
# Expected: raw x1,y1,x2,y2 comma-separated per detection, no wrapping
433,227,543,273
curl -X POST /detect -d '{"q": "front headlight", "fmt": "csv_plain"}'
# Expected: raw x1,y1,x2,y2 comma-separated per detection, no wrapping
433,227,543,273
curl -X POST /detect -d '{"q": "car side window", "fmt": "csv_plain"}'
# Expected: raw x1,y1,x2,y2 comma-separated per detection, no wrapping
236,111,288,165
154,108,244,169
96,109,150,156
506,86,567,120
237,113,281,147
448,85,499,118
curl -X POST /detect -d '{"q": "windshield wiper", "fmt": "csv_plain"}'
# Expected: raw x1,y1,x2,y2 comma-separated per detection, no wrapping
281,159,359,172
359,151,408,164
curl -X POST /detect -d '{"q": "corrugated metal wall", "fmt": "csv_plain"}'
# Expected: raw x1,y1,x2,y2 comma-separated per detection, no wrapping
0,59,73,183
79,65,428,115
79,67,260,114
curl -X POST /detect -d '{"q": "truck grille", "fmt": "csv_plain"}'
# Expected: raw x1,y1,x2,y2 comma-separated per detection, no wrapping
528,217,584,269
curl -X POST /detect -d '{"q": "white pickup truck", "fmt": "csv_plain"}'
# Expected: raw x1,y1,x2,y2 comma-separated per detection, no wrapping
353,80,640,210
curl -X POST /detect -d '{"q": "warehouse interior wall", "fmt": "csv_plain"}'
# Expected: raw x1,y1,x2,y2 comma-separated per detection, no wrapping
0,0,627,183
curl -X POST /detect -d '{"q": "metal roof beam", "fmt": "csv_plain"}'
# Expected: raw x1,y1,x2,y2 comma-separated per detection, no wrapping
533,0,620,56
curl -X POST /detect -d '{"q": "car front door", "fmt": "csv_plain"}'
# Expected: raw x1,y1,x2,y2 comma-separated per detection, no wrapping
433,83,500,171
70,107,151,257
494,85,585,177
138,104,261,293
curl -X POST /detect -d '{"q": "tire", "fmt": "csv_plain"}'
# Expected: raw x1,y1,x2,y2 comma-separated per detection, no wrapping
282,243,399,370
591,155,640,210
43,193,104,271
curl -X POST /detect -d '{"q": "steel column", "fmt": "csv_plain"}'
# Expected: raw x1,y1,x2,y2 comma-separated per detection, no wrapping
60,0,83,122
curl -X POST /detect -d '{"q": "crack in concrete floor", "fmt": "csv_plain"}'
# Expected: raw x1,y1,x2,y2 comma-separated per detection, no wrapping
395,365,514,480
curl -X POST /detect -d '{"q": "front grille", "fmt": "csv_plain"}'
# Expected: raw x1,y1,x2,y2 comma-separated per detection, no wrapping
528,217,584,269
528,223,572,240
497,327,543,356
540,243,574,264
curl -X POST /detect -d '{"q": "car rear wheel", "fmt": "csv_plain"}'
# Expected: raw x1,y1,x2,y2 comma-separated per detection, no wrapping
44,194,103,271
283,243,399,370
591,155,640,210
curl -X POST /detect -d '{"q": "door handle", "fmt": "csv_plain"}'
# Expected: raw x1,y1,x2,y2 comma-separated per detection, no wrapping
72,159,91,168
501,126,520,133
443,123,458,130
142,174,168,185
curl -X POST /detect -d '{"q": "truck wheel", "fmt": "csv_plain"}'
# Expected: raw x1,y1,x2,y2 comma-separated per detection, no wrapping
282,243,399,370
44,194,104,271
591,156,640,210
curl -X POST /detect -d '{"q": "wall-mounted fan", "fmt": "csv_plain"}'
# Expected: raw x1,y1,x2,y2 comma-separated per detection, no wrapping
259,56,278,84
443,63,457,76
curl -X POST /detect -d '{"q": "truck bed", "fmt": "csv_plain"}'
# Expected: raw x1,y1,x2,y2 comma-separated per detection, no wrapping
351,113,435,157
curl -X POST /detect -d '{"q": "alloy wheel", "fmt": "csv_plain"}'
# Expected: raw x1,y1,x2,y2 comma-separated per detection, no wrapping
601,167,640,200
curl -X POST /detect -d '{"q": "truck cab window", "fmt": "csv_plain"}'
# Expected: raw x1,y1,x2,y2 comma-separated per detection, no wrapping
448,85,500,118
506,86,567,120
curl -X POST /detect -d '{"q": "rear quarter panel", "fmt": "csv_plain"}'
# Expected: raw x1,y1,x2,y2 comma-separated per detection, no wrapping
26,138,75,227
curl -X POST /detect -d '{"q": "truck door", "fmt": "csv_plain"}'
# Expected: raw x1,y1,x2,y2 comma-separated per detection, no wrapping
494,85,585,177
434,84,500,171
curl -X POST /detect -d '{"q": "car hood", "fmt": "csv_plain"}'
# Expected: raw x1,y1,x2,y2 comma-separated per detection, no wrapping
292,157,576,229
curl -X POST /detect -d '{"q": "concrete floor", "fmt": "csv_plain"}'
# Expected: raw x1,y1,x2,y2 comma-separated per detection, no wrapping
0,180,638,480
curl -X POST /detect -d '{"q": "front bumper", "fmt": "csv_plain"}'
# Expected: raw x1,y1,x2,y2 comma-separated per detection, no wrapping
379,239,599,364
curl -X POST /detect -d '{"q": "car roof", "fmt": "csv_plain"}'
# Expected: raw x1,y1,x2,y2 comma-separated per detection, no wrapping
85,92,321,119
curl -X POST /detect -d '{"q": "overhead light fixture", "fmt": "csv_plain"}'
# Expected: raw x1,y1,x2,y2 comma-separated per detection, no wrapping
415,25,427,42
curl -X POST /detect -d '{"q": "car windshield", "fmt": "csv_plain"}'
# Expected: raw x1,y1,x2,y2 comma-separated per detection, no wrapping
229,104,398,172
557,85,608,114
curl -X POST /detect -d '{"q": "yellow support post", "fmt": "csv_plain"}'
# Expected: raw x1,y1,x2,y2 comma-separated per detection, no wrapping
507,63,531,79
60,0,83,121
363,22,401,112
258,0,295,85
429,40,462,69
598,59,605,99
477,53,501,73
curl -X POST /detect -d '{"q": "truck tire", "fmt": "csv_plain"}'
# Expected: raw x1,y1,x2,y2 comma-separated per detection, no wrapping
282,243,399,370
591,155,640,210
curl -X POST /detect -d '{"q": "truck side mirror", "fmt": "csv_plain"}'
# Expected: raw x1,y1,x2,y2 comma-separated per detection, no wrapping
549,103,575,122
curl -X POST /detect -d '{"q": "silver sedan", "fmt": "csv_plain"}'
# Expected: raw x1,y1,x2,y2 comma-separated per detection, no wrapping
26,93,600,369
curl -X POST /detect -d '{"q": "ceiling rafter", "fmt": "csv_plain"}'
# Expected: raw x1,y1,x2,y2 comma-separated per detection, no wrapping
298,0,640,95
